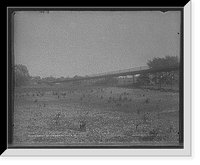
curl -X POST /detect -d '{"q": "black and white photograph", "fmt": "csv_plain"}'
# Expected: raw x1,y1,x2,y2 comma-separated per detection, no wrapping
1,2,192,157
7,6,188,152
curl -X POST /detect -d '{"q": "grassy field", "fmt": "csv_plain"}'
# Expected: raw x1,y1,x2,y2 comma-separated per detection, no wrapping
13,83,180,147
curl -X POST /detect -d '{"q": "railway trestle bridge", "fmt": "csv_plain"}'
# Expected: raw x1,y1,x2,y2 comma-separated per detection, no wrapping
44,65,180,86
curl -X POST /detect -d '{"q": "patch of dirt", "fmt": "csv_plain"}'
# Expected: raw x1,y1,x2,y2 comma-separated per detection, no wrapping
13,85,180,146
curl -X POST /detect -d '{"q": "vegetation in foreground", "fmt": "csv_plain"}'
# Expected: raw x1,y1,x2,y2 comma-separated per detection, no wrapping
13,84,179,146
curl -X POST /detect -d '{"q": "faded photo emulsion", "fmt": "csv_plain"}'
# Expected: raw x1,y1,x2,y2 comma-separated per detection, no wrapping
12,10,182,148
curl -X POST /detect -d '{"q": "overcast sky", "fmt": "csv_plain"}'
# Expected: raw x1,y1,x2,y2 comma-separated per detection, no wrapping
14,10,180,78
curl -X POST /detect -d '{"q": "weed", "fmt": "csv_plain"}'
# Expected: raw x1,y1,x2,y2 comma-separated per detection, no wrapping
145,98,149,104
142,114,148,123
135,122,142,131
79,120,87,132
137,108,140,114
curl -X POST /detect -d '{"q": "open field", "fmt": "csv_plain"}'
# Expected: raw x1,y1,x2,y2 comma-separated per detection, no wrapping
13,84,180,147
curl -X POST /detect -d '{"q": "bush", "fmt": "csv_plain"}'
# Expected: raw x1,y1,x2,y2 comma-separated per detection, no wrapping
15,64,30,87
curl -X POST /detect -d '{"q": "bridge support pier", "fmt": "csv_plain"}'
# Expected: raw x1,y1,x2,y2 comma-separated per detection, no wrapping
159,72,162,89
132,75,137,88
171,71,174,90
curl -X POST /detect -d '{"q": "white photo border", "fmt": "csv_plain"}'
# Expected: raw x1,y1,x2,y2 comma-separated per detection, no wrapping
1,1,192,157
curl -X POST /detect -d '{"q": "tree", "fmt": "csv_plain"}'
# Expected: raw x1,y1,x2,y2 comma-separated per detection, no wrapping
73,75,82,79
136,73,150,87
147,55,179,69
31,76,42,84
147,55,179,86
15,64,30,87
44,76,56,81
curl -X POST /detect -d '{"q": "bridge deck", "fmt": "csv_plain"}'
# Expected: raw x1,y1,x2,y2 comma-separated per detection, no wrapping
45,65,179,83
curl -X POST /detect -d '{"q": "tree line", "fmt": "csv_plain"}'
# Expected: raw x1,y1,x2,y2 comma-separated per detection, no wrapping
14,55,179,87
136,55,179,87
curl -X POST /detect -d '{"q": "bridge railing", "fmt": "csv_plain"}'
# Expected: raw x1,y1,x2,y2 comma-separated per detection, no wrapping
89,65,150,77
45,64,179,84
